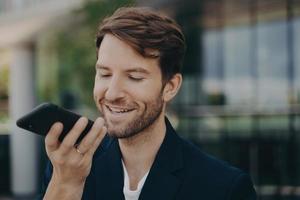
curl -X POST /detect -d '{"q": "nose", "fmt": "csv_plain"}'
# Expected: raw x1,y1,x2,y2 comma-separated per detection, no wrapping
104,76,126,101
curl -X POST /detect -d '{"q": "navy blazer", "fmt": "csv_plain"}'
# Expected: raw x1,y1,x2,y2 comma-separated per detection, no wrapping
40,118,257,200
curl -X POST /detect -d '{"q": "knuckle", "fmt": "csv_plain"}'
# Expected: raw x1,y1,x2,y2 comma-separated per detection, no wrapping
45,139,57,150
52,154,65,165
61,142,73,149
79,143,88,151
46,142,56,150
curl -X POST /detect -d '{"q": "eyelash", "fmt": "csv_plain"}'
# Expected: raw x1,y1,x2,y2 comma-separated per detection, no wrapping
129,76,144,81
100,74,111,77
98,73,144,81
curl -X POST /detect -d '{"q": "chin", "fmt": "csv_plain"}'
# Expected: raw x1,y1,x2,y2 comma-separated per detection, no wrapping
107,129,137,139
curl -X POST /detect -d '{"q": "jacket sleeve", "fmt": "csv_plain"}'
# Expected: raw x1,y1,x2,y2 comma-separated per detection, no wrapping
228,172,257,200
34,160,96,200
35,161,53,200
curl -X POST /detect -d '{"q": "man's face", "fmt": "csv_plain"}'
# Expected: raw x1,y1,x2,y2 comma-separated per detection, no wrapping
93,34,165,138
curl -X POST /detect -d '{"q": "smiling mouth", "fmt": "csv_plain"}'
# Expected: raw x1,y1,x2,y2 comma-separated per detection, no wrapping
105,105,135,114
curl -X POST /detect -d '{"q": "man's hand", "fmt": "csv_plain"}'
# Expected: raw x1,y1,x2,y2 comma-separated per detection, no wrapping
43,117,106,200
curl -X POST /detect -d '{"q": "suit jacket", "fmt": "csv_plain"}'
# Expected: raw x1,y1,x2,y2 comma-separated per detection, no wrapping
40,118,257,200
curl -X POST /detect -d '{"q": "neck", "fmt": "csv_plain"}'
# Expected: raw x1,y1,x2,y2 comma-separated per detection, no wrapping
118,113,166,178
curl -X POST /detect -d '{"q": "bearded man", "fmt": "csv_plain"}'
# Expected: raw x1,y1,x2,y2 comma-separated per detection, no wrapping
40,7,257,200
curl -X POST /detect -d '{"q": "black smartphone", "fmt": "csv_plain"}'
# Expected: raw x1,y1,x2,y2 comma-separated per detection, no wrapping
16,102,94,143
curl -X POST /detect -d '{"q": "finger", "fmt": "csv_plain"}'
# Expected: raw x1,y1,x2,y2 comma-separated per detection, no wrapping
45,122,63,153
76,117,105,154
85,126,107,158
59,117,88,154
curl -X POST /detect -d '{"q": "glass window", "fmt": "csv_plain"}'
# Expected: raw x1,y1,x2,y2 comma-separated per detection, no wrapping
257,21,289,105
223,26,255,104
296,116,300,131
175,76,199,105
294,17,300,103
225,116,253,137
224,27,252,77
202,30,223,80
202,30,225,104
258,115,289,135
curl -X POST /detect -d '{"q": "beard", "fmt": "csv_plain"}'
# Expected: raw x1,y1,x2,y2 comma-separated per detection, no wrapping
102,94,164,139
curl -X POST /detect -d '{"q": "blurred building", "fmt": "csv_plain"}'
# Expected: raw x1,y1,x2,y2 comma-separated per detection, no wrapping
141,0,300,198
0,0,300,199
141,0,300,199
0,0,84,198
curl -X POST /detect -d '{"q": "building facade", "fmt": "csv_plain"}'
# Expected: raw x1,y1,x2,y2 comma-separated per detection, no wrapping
0,0,300,199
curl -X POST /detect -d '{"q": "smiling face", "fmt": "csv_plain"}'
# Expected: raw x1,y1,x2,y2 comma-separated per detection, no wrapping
93,34,167,138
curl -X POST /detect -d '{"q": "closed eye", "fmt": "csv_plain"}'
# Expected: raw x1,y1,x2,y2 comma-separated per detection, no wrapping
96,72,112,78
100,74,111,77
129,76,144,81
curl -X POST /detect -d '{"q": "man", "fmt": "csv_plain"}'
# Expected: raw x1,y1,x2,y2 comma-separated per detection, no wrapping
40,7,257,200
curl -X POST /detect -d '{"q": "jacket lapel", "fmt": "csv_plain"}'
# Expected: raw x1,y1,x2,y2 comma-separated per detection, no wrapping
92,118,184,200
139,118,184,200
94,139,125,200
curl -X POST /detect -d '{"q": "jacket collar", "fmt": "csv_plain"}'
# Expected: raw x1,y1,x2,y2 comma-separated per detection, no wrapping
139,118,183,200
94,138,124,200
93,117,183,200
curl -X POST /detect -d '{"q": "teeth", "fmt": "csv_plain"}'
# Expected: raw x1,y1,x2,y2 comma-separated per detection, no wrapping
107,106,132,113
114,109,128,113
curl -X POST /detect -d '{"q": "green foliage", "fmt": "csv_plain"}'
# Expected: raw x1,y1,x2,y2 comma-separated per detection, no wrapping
79,0,135,27
0,66,9,100
55,0,135,107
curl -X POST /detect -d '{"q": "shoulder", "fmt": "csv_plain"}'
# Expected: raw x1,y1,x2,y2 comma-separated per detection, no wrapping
180,138,241,178
176,136,257,199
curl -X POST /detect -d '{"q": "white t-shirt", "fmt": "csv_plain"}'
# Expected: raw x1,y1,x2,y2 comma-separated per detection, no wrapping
122,160,149,200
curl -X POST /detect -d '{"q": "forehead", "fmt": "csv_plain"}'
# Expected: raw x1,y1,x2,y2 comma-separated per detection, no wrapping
96,34,160,73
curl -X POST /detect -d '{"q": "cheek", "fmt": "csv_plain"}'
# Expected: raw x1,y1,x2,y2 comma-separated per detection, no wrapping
129,82,162,102
93,81,105,101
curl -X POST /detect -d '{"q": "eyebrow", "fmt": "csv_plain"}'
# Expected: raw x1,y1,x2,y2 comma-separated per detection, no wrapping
126,68,150,74
95,64,150,74
95,64,109,70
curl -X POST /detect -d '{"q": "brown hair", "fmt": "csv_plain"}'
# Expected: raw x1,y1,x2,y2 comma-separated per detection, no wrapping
96,7,186,83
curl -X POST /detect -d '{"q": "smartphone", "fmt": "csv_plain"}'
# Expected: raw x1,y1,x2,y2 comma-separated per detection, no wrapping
16,102,94,143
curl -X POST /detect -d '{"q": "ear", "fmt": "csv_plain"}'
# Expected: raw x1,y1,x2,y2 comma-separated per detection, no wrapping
163,73,182,102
